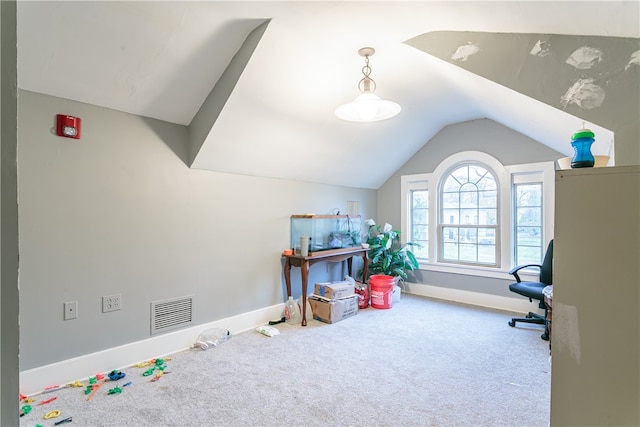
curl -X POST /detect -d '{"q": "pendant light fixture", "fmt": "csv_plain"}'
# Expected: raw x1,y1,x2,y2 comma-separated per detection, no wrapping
335,47,401,123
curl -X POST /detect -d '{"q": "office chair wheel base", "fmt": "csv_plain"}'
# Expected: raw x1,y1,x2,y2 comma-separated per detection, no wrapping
508,320,516,327
541,332,549,341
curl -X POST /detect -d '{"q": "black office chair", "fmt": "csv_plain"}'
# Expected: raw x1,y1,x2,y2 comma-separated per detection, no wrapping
507,240,553,341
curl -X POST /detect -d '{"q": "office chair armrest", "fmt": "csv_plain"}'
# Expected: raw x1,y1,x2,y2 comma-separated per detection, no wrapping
508,263,542,282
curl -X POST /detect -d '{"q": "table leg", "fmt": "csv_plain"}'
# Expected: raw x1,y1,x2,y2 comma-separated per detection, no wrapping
284,258,292,298
361,252,369,281
300,260,309,326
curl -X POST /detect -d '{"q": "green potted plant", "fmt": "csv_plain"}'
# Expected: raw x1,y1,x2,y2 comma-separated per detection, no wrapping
363,219,420,301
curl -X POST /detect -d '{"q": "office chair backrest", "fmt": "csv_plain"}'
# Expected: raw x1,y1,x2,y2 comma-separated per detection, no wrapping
540,240,553,285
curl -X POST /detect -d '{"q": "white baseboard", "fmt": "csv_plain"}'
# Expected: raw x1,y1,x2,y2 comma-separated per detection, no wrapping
403,282,545,315
20,303,284,396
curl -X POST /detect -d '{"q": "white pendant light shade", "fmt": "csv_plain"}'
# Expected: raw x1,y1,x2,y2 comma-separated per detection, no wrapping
335,92,401,122
335,47,401,123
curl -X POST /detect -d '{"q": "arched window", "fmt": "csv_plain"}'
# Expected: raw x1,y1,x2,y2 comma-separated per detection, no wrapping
400,151,555,278
439,163,498,266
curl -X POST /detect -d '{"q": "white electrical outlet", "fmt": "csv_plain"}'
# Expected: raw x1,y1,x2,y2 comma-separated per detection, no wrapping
102,294,122,313
64,301,78,320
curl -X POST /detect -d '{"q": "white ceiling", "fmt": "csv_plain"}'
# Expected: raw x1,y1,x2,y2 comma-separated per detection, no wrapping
16,1,640,189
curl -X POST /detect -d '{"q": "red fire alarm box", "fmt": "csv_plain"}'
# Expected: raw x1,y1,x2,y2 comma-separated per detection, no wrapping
56,114,81,139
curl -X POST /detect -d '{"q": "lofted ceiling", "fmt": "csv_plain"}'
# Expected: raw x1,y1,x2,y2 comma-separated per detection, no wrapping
16,1,640,189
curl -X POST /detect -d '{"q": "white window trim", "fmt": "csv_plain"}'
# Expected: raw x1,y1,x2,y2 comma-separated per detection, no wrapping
401,151,555,280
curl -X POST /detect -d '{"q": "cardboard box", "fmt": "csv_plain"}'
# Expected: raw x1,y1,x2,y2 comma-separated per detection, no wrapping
308,294,359,324
314,281,355,300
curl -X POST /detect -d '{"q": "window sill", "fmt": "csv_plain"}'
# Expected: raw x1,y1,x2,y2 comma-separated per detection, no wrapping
417,262,540,281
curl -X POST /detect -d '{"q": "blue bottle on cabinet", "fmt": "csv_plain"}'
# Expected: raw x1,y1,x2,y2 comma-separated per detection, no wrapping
570,128,595,168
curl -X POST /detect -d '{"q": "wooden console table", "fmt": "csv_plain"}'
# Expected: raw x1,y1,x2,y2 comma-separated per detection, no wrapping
283,247,369,326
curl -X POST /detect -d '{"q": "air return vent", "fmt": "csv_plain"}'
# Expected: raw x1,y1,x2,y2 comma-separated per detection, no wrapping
150,295,194,335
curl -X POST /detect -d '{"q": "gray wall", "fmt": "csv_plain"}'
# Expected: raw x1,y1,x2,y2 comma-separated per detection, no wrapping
1,0,20,425
377,118,564,298
17,90,376,370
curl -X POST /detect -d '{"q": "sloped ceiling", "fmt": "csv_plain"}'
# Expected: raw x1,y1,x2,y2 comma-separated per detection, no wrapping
407,31,640,161
16,1,640,189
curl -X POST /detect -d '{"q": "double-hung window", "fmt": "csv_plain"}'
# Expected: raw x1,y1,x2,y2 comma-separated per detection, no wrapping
440,163,498,266
512,172,545,266
401,151,554,278
408,182,429,259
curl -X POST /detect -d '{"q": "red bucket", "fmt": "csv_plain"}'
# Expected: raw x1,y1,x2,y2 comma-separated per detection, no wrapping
369,275,394,309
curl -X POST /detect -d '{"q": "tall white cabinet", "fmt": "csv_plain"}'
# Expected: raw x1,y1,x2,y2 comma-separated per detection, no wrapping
551,165,639,426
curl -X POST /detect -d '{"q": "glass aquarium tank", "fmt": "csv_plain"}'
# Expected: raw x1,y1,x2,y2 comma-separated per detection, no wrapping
290,215,362,255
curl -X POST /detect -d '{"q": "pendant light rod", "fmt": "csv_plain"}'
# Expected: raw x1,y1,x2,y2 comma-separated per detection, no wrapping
357,47,376,94
335,47,401,123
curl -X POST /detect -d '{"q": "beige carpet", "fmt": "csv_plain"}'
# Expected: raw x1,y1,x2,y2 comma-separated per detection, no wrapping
19,294,551,426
